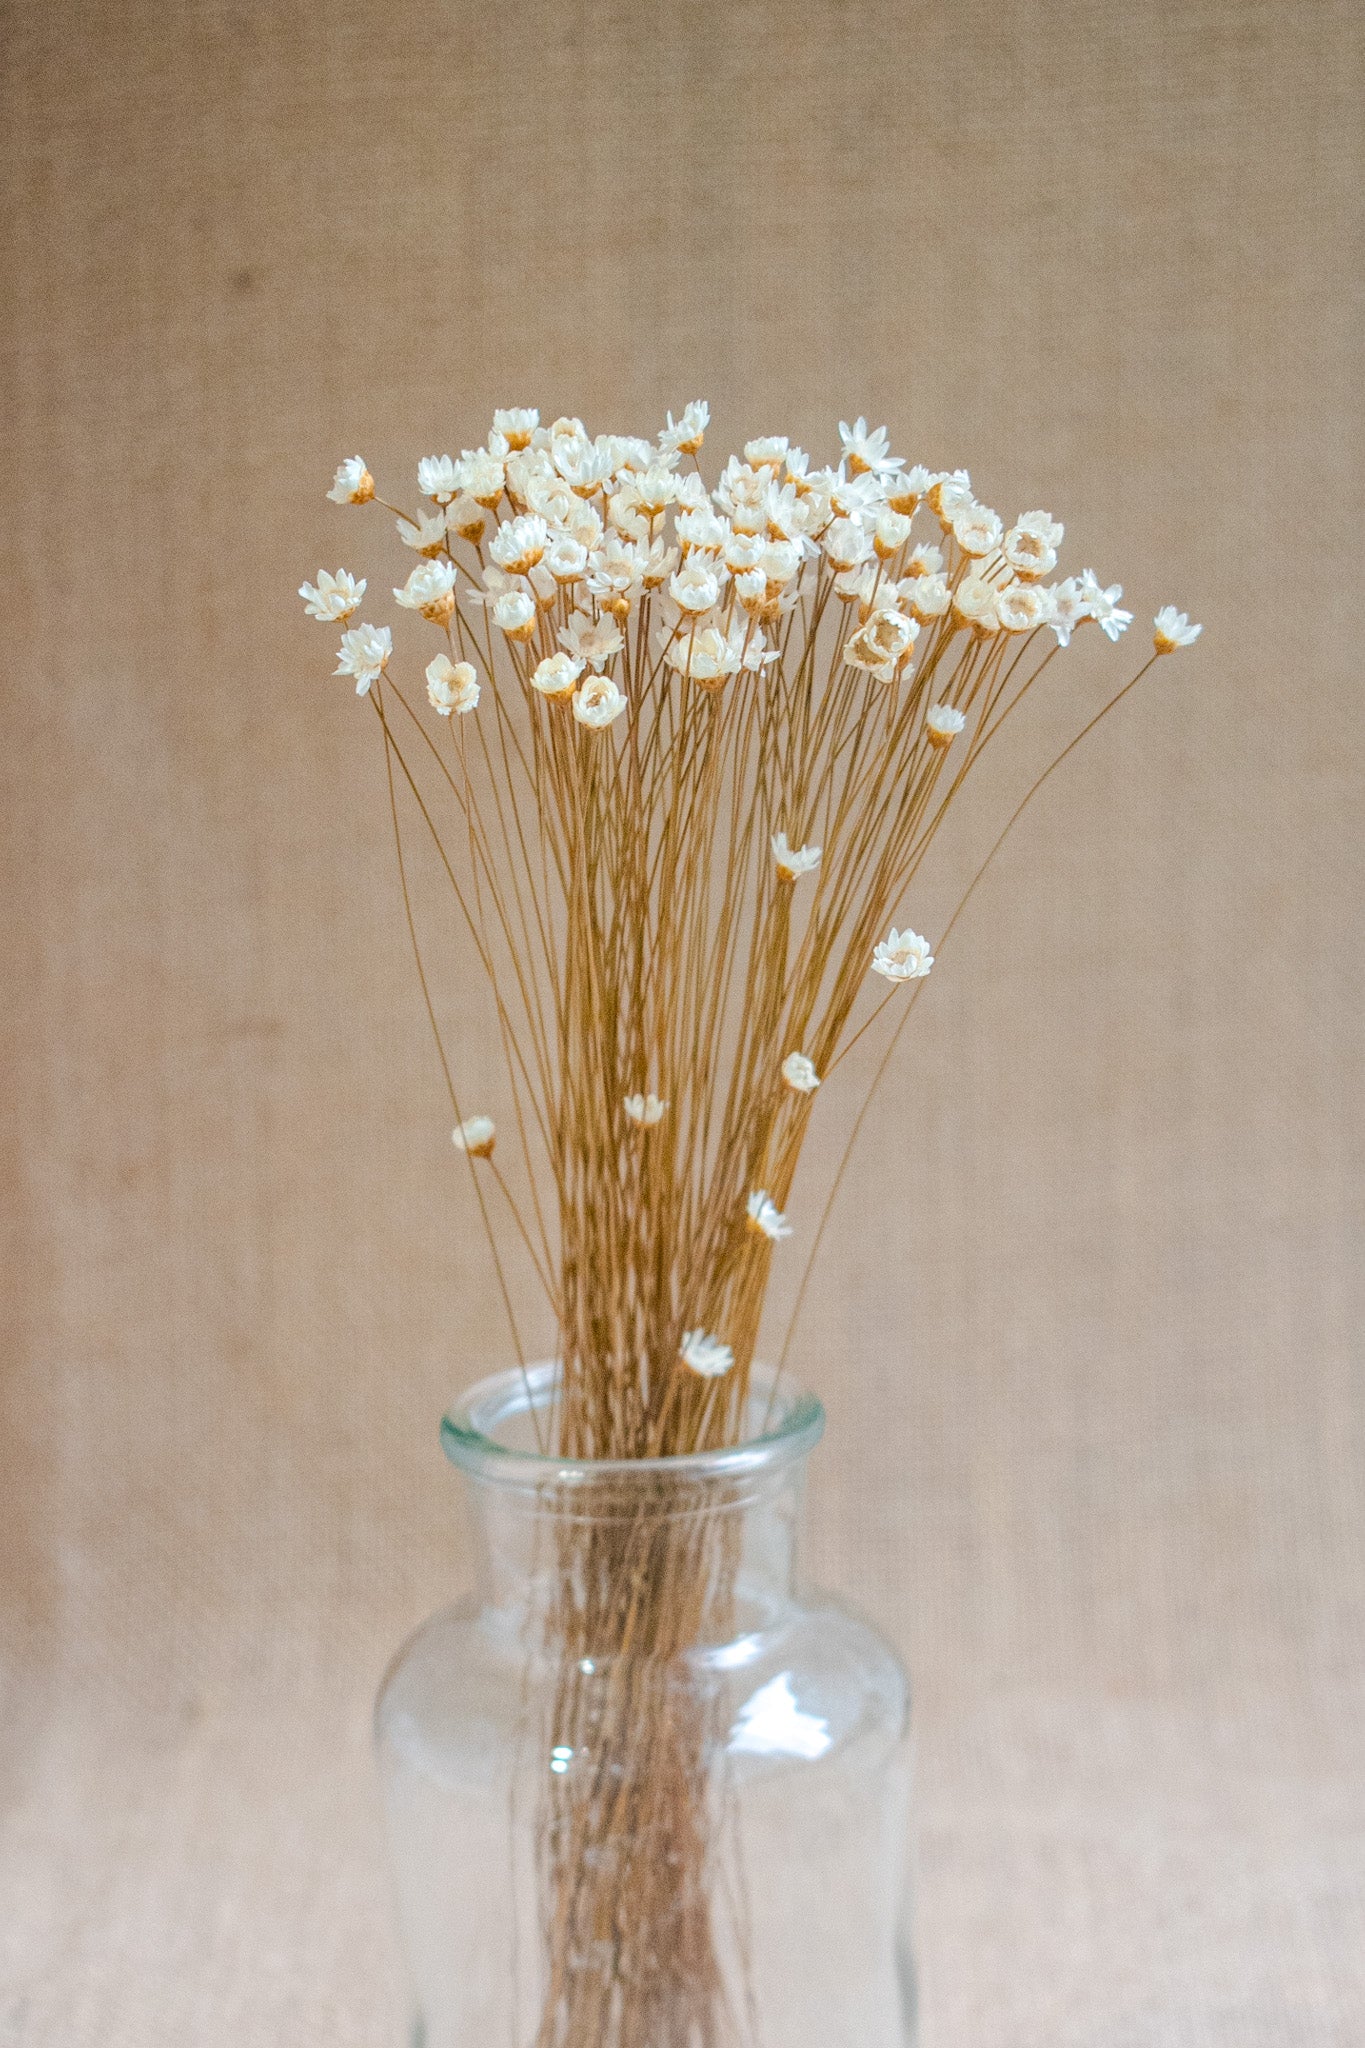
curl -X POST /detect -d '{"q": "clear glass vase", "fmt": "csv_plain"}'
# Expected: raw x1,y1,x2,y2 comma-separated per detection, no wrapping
375,1362,915,2048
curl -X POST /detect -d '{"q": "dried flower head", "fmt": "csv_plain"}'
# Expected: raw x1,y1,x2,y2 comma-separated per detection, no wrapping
397,512,449,556
395,557,458,624
492,406,539,449
679,1329,735,1377
573,674,627,729
531,652,583,702
871,927,934,982
418,455,460,504
334,622,391,694
327,457,374,506
1079,571,1133,641
772,832,821,881
924,703,966,747
624,1093,668,1127
426,654,480,716
781,1052,820,1094
493,589,538,640
452,1115,496,1158
1154,605,1202,654
745,1191,792,1241
299,568,365,622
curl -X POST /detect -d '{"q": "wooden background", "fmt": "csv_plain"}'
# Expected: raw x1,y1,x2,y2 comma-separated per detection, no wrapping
2,1,1363,2041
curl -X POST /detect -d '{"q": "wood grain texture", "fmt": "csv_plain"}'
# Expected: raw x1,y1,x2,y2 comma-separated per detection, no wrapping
2,0,1363,2040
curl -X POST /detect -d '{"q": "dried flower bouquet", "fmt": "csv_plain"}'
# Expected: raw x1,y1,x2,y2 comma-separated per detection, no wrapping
304,404,1199,2047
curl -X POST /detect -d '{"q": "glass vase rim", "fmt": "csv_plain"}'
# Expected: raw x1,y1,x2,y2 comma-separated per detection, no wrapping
441,1359,824,1491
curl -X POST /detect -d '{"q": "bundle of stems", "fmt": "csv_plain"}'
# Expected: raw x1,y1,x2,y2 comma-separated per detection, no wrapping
304,406,1198,2048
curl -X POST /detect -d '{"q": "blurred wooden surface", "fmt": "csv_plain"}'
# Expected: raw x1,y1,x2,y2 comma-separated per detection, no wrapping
2,0,1363,2040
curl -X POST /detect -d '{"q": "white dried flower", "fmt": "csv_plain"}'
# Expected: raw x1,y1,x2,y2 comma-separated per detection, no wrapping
1003,510,1064,580
397,512,449,556
951,504,1005,558
924,703,966,747
1079,571,1133,641
772,832,821,881
843,607,918,673
447,496,488,545
746,1191,793,1241
679,1329,735,1377
670,561,721,613
623,1093,668,1126
872,927,934,982
744,435,789,470
874,509,913,558
299,568,365,622
327,456,374,506
418,455,461,503
838,417,902,480
886,464,934,513
906,543,944,577
452,1115,496,1158
734,568,768,612
677,505,729,553
334,622,391,695
995,582,1055,634
426,654,479,716
573,673,627,729
638,537,679,588
714,456,772,533
1048,577,1086,647
662,621,739,687
560,610,624,670
724,531,766,573
908,572,952,621
531,652,583,702
492,589,537,640
823,517,873,572
781,1052,820,1094
930,470,974,523
459,452,507,506
660,400,709,457
544,535,589,583
587,534,646,606
492,407,538,449
761,538,803,587
489,513,549,574
394,557,457,623
954,575,1001,634
1153,605,1202,653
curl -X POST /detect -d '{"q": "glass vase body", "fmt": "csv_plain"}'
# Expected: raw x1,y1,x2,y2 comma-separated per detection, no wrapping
375,1363,915,2048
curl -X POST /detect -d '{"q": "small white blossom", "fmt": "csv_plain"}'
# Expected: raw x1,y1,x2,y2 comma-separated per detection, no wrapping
623,1092,668,1126
418,455,461,503
871,927,934,982
458,451,507,505
908,572,952,621
327,456,374,506
1048,577,1086,647
670,561,721,613
661,621,739,686
995,582,1055,634
746,1191,793,1241
906,543,944,577
394,557,458,622
679,1329,734,1377
447,496,488,544
1153,605,1202,654
677,504,729,553
930,471,974,523
772,832,821,881
823,517,873,572
925,703,966,747
544,535,589,583
781,1052,820,1094
744,435,789,470
426,654,479,715
334,622,391,695
1003,510,1063,580
531,652,583,702
452,1115,496,1158
660,400,709,457
492,407,538,449
838,417,902,480
397,511,449,555
492,589,537,639
299,568,365,622
489,513,549,574
1079,571,1133,641
573,673,627,729
560,610,624,670
954,575,1001,633
843,607,918,674
952,504,1004,558
874,508,913,558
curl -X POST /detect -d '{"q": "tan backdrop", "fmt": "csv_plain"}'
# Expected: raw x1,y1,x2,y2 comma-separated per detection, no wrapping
3,0,1363,2041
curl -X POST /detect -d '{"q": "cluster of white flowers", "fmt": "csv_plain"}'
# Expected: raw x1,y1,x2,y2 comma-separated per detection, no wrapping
311,412,1200,723
623,1092,668,1127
